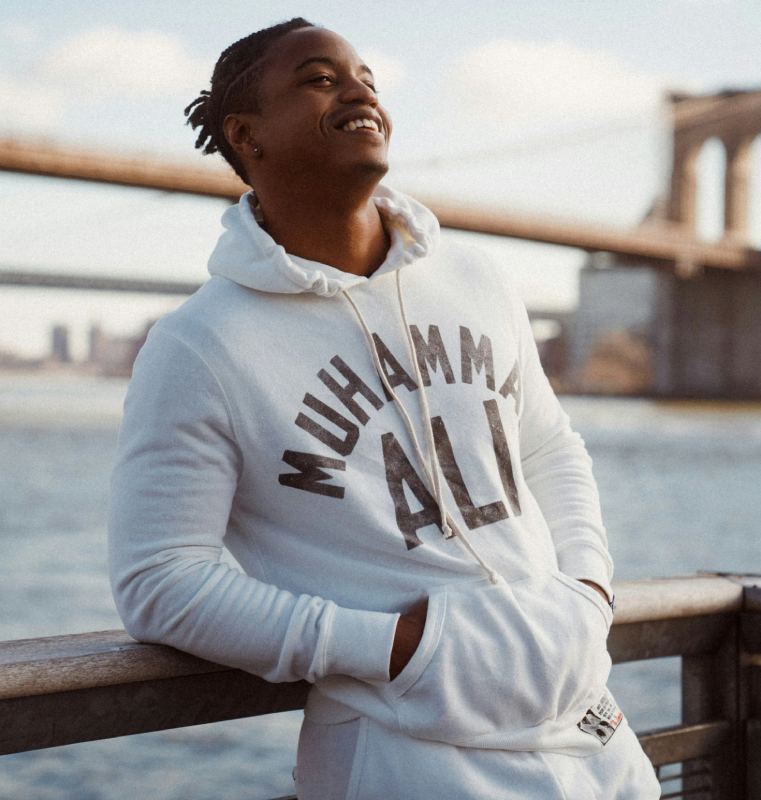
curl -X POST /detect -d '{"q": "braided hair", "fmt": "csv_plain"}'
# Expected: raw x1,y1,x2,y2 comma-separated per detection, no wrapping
185,17,316,183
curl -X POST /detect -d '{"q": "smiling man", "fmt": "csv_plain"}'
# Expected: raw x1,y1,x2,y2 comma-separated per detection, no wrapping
108,18,660,800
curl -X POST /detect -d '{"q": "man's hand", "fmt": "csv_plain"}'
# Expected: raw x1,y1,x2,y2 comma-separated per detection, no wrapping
390,584,606,681
389,597,428,680
580,579,609,604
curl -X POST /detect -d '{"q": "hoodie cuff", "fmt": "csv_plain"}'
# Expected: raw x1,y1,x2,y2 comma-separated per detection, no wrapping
324,605,400,682
556,544,613,602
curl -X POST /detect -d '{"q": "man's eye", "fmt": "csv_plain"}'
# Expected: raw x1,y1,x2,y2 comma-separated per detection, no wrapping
310,75,332,84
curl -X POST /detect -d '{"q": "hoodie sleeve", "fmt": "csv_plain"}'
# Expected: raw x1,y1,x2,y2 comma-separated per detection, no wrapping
509,294,614,600
108,328,399,684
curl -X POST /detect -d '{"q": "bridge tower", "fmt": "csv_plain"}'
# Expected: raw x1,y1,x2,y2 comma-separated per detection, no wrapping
669,89,761,242
573,89,761,398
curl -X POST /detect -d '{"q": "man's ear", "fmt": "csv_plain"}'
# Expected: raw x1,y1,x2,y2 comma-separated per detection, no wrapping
223,113,262,160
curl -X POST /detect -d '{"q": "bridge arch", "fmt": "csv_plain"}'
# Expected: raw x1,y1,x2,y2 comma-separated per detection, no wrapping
695,137,726,242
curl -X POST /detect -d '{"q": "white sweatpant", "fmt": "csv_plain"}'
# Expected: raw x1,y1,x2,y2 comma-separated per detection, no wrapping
295,715,661,800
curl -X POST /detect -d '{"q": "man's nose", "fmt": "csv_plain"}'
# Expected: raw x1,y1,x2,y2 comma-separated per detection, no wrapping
339,76,378,105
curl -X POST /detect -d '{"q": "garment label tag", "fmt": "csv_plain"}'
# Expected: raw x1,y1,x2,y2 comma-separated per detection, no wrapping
577,689,623,745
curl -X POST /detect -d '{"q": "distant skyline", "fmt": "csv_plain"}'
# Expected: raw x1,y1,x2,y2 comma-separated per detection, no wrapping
1,1,760,357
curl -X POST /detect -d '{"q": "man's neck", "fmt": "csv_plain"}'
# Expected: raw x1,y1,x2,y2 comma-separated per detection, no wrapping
255,182,390,278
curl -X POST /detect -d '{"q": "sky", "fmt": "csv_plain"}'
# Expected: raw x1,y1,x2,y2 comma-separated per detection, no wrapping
1,0,760,358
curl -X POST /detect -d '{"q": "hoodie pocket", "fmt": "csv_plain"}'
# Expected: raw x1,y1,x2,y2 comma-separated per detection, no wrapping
388,570,612,745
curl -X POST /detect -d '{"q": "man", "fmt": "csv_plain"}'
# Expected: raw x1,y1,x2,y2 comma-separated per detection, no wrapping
109,18,660,799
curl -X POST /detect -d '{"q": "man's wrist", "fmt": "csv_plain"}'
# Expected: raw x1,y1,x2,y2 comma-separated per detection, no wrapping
389,598,428,680
580,579,615,613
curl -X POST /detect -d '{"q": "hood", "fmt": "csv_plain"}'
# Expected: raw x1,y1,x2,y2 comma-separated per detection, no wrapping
207,185,440,297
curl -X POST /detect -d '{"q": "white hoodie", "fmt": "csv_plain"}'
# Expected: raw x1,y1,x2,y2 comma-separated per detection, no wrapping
109,187,644,778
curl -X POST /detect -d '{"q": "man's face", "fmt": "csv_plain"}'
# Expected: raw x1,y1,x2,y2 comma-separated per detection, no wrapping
250,27,392,182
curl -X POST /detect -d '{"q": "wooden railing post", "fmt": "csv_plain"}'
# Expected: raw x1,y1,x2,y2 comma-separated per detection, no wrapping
681,613,740,799
741,584,761,799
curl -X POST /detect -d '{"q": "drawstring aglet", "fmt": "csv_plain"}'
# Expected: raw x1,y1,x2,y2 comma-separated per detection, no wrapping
442,522,455,539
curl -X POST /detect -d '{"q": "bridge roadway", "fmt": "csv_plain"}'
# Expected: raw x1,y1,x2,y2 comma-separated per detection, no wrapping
3,136,761,275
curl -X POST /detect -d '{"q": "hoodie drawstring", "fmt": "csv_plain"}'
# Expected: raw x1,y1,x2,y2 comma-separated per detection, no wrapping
342,271,501,586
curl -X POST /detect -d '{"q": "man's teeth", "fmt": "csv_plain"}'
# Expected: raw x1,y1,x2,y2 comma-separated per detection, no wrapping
342,119,379,132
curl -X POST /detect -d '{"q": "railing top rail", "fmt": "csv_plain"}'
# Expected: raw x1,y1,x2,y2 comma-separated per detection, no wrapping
0,575,750,704
611,574,744,624
0,629,227,702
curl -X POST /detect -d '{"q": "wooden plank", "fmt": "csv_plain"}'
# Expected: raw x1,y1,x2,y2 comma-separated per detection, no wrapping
611,576,743,625
609,614,734,663
638,721,731,767
0,670,309,755
0,630,230,701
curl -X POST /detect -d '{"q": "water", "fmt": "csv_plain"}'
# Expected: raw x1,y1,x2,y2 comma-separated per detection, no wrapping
2,375,761,799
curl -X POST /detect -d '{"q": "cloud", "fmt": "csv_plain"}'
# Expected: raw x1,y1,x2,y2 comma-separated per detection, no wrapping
0,27,211,132
41,28,212,98
0,72,65,129
448,40,667,122
359,49,405,94
3,22,40,45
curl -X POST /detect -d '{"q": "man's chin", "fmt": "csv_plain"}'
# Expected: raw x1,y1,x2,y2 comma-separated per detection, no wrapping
292,151,390,188
357,158,389,179
339,150,389,181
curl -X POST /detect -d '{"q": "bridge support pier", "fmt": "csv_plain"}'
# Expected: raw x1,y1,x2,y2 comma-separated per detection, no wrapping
655,268,761,398
574,264,761,399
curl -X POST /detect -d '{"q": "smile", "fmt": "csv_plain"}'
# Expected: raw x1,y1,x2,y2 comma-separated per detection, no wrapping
342,118,380,133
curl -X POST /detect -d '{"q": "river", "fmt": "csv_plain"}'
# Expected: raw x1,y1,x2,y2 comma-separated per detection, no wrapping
1,374,760,799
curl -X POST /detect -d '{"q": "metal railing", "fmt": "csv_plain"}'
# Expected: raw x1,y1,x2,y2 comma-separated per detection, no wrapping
1,574,760,799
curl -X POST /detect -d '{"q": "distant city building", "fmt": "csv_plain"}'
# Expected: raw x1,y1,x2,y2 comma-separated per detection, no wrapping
527,311,575,392
570,261,658,395
0,321,156,375
88,321,154,376
51,325,71,363
0,349,41,370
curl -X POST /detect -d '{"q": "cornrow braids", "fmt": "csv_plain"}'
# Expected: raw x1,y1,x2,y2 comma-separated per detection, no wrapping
185,17,316,183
